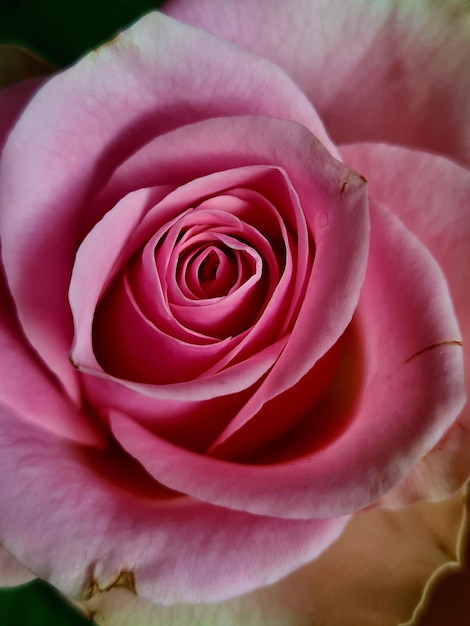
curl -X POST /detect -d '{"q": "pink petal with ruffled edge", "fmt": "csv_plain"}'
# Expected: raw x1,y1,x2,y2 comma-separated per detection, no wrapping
0,12,336,400
109,199,465,519
341,143,470,505
0,408,348,604
164,0,470,165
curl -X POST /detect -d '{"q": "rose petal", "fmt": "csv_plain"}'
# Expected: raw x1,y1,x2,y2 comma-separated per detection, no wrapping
0,77,44,151
0,46,51,150
76,487,466,626
0,546,35,587
81,373,257,453
340,143,470,506
164,0,470,165
0,266,104,446
0,11,335,397
0,409,348,604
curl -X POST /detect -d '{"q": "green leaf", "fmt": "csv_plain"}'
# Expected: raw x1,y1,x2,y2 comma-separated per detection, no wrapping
0,0,168,66
0,580,94,626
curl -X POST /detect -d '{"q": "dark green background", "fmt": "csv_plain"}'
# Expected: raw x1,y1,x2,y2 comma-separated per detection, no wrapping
0,1,166,623
0,580,93,626
0,0,167,65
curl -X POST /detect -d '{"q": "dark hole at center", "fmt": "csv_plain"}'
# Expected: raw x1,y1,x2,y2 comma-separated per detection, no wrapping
198,250,220,285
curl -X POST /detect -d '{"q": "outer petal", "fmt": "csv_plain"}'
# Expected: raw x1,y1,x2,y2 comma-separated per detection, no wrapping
164,0,470,165
0,407,347,604
0,79,44,153
0,267,104,446
340,143,470,505
0,12,335,399
405,483,470,625
0,46,52,151
0,547,35,587
77,487,466,626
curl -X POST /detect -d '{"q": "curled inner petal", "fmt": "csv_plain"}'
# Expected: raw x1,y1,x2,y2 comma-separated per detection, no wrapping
89,166,308,389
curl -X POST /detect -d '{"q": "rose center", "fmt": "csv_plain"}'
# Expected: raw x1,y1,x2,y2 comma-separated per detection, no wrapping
183,243,240,299
199,250,219,284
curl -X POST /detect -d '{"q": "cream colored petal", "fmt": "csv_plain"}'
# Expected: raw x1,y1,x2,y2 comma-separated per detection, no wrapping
0,45,55,89
0,545,35,587
76,488,466,626
402,482,470,625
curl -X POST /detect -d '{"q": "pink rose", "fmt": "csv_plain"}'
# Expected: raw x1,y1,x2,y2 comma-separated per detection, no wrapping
0,0,468,618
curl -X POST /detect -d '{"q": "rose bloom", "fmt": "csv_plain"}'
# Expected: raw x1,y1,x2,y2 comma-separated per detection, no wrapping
0,0,469,624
